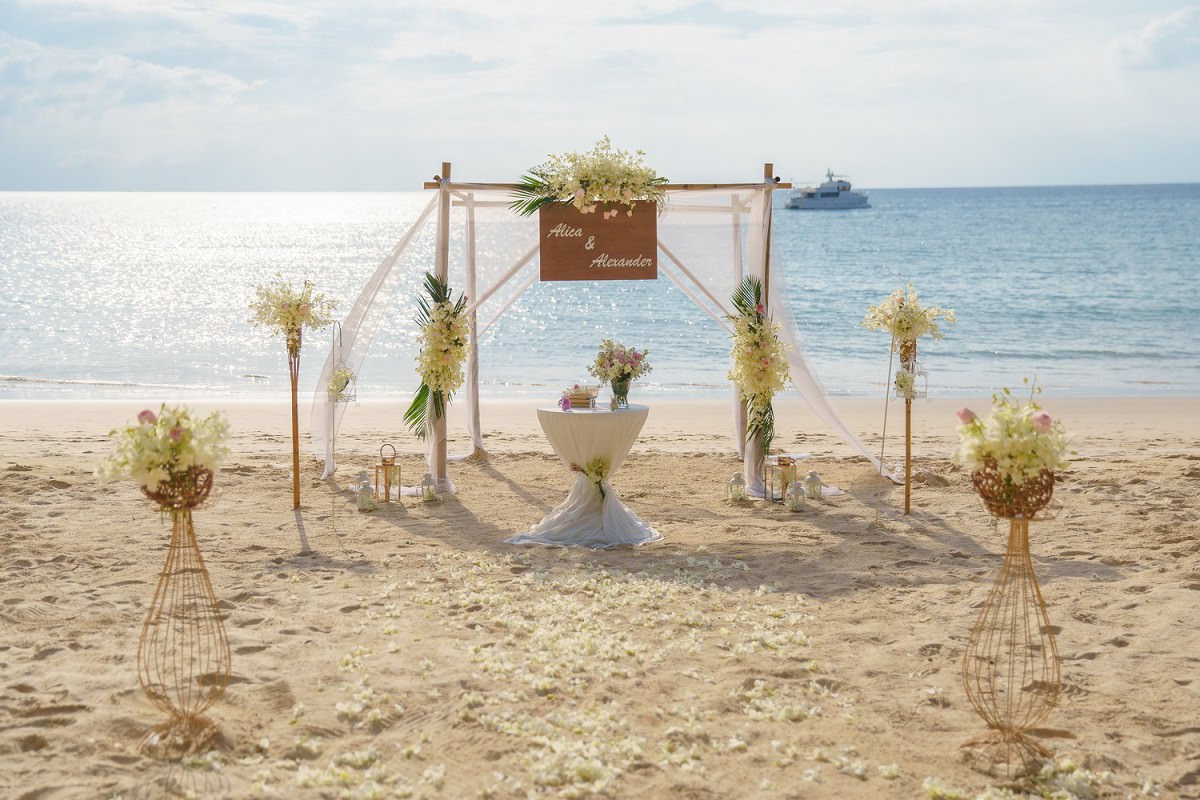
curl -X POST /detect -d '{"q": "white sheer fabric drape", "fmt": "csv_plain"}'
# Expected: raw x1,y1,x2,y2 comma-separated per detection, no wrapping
311,194,438,478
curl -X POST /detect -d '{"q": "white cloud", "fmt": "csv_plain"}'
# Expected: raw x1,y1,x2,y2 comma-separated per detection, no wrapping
1113,5,1200,69
1,1,1197,188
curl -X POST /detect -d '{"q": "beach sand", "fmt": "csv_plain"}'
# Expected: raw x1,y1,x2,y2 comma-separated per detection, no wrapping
2,396,1198,799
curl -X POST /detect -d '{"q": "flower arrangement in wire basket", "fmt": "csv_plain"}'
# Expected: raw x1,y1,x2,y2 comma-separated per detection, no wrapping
727,276,790,456
510,136,669,217
98,405,230,505
404,272,470,440
955,381,1069,518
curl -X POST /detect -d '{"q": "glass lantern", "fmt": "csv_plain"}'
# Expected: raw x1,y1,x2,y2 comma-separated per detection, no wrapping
355,471,377,512
727,472,747,502
420,472,438,503
785,482,806,512
803,470,823,500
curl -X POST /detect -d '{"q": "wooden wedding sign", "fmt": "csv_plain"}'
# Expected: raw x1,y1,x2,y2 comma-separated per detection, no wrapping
539,202,657,281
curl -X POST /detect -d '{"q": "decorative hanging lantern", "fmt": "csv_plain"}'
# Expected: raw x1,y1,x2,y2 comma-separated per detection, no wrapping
375,443,400,503
803,470,823,500
785,482,806,512
420,472,438,503
727,472,747,502
355,470,377,512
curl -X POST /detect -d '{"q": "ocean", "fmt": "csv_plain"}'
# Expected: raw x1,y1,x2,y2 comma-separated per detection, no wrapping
1,184,1197,403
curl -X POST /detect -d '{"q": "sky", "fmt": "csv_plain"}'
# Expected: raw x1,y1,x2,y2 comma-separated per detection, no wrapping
1,1,1198,191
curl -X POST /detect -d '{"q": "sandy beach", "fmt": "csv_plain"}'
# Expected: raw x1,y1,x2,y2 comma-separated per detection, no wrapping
2,395,1198,799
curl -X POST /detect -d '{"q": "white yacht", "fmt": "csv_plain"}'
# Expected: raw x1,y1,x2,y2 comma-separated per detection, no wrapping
785,170,870,210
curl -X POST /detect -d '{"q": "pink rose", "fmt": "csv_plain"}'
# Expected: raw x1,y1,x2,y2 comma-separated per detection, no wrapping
137,409,157,425
1032,410,1052,432
761,357,770,366
955,407,976,424
755,303,764,315
169,427,184,442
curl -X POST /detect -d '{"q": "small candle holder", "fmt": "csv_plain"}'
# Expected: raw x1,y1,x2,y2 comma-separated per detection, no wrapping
355,470,377,512
803,470,823,500
375,443,400,503
785,482,806,512
727,472,747,502
420,472,439,503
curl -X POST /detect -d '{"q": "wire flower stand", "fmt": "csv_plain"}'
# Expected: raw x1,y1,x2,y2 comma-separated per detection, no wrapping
138,467,231,756
961,459,1061,776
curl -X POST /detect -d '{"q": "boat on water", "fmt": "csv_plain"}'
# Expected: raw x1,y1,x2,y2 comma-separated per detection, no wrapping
785,170,870,210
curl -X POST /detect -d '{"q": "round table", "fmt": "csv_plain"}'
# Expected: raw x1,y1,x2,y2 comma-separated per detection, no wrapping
506,404,662,548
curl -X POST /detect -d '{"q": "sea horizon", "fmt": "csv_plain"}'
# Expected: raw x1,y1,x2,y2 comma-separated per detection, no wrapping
2,184,1197,403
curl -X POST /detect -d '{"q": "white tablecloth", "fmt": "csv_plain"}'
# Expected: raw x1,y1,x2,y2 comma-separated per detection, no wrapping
506,405,662,548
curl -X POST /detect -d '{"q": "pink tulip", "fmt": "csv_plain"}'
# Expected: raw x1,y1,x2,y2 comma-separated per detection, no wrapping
137,409,157,425
955,407,976,425
1032,410,1052,432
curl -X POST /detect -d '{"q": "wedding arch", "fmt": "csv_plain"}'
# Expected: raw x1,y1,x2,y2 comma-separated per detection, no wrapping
311,163,889,494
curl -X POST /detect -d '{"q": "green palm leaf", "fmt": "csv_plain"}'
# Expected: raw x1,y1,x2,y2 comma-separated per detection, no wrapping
509,173,560,217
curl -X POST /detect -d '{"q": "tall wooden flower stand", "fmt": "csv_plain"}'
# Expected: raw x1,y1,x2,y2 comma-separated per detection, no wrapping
900,339,916,514
287,330,302,509
138,467,232,755
961,460,1061,775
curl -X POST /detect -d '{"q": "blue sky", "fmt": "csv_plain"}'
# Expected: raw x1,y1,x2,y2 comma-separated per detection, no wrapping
2,1,1198,190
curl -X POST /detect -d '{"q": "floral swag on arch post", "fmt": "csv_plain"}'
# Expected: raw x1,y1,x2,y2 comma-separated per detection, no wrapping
404,272,470,492
728,276,790,495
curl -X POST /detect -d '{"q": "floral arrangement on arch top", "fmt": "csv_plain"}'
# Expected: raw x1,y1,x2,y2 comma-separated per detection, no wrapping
510,136,669,217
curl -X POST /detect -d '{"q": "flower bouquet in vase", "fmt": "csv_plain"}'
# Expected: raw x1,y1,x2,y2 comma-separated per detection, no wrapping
954,381,1070,775
587,339,651,407
98,405,232,755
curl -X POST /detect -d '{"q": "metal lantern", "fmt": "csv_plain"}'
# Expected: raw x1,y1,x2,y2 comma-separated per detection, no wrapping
785,482,806,512
355,470,377,512
375,443,400,503
727,472,747,502
420,472,438,503
803,470,823,500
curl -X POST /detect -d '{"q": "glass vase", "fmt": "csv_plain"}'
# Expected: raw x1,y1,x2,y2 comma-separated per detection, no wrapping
611,376,631,407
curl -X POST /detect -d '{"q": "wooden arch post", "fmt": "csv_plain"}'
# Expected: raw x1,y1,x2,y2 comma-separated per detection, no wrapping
432,162,451,486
